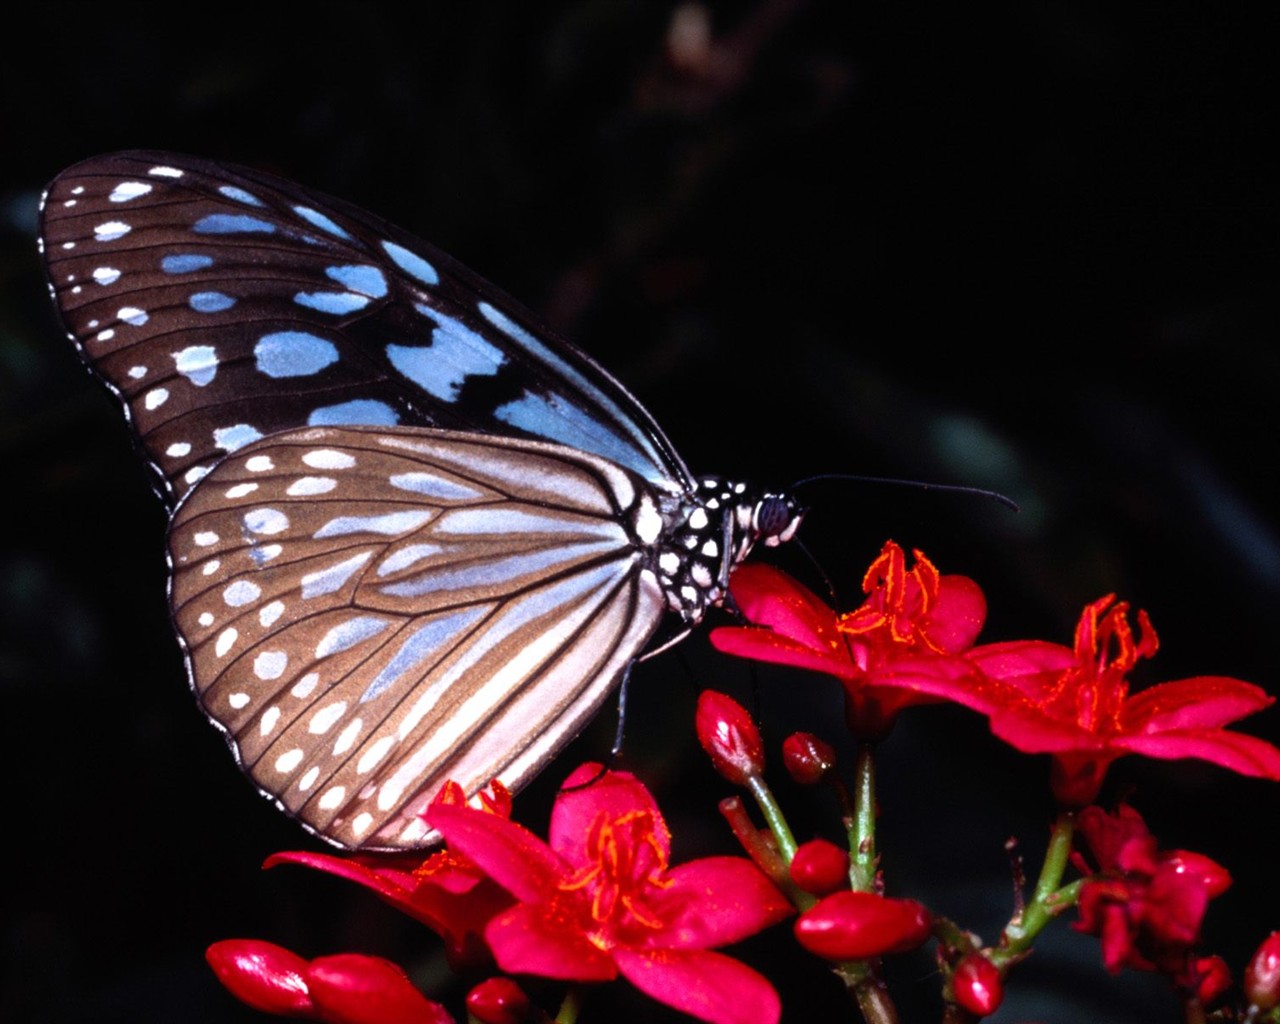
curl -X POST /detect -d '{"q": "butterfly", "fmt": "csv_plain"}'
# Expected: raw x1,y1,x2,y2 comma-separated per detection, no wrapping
37,152,802,851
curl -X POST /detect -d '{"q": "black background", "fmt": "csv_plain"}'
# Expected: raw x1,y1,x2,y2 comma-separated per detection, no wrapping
1,3,1277,1022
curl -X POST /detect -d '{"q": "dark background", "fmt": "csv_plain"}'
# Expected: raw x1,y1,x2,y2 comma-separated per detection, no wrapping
1,3,1277,1021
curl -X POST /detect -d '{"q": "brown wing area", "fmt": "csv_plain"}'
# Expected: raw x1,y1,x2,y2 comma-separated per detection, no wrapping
168,425,665,849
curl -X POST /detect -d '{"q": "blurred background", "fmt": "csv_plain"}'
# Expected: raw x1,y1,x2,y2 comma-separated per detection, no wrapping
1,2,1277,1021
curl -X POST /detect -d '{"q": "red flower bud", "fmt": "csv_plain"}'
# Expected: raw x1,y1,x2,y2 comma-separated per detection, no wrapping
782,732,836,784
952,953,1004,1017
1163,850,1233,899
790,839,850,896
308,953,454,1024
467,978,530,1024
1246,931,1280,1010
696,690,764,785
206,939,314,1017
1184,955,1232,1008
794,890,932,961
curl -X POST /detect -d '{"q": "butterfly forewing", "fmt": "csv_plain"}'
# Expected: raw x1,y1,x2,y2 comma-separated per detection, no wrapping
168,425,665,849
39,151,690,508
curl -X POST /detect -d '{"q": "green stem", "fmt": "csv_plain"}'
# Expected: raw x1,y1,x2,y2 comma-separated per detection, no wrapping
746,774,798,862
997,809,1076,963
556,985,585,1024
849,743,877,891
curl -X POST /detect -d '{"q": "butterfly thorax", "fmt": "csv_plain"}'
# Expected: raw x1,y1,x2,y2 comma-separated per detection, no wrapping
650,477,803,624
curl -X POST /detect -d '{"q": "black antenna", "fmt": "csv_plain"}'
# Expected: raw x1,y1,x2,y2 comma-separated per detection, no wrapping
790,472,1020,513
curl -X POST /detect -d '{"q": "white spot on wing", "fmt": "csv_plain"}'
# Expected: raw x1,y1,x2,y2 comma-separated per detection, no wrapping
254,650,288,680
246,455,275,472
309,701,348,734
215,628,238,657
144,388,169,410
260,705,281,735
275,748,304,773
223,580,262,607
259,600,285,627
109,181,152,202
94,221,131,241
287,476,337,496
303,449,357,470
319,785,347,810
229,692,250,709
244,508,289,535
292,672,320,698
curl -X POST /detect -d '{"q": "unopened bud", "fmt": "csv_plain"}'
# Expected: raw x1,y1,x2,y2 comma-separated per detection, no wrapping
1246,931,1280,1010
467,977,530,1024
695,690,764,785
789,839,850,896
781,732,836,784
952,953,1004,1017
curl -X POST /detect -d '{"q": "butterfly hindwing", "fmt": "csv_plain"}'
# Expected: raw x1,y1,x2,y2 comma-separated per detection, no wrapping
168,425,666,849
38,151,690,508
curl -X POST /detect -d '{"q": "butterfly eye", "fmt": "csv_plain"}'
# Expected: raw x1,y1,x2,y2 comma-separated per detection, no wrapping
38,151,800,850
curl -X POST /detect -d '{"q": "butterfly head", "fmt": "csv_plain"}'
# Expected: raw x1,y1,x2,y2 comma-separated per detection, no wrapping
751,492,805,548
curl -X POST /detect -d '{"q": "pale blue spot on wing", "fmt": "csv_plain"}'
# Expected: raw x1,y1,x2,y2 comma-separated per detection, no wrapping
300,552,372,599
326,264,388,297
494,389,653,478
388,308,504,401
162,254,213,274
245,508,289,534
316,616,389,658
358,606,489,703
307,399,399,426
480,301,673,484
294,291,371,315
255,331,339,378
314,510,434,538
389,472,483,501
190,291,236,313
380,540,621,598
294,205,351,239
382,240,439,285
194,213,276,234
173,345,219,386
376,543,443,576
218,185,264,206
436,507,624,538
214,424,265,452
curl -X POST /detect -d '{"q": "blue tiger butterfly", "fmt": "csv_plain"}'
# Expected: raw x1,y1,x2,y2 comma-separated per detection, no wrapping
38,152,801,850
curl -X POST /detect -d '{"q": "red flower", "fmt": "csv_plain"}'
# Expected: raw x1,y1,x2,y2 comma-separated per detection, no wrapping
968,595,1280,805
266,782,515,968
1071,804,1231,975
711,543,987,737
793,890,932,961
429,765,792,1024
207,940,453,1024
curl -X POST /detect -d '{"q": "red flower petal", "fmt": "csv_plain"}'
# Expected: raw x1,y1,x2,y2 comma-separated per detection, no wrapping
1115,728,1280,780
613,947,781,1024
650,857,793,949
307,954,453,1024
265,850,510,967
549,764,670,867
484,902,617,981
1120,676,1275,731
920,574,987,653
428,805,567,904
789,839,850,897
206,939,314,1017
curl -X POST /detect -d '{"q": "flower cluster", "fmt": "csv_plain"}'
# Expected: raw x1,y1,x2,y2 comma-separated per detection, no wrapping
208,540,1280,1024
